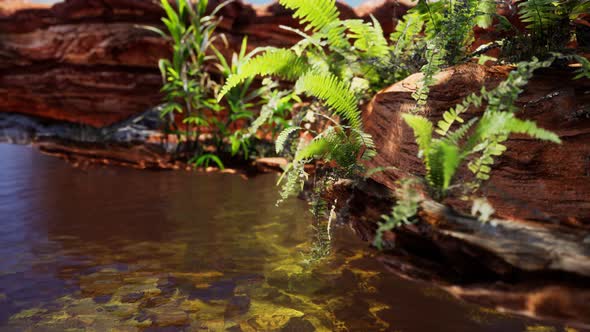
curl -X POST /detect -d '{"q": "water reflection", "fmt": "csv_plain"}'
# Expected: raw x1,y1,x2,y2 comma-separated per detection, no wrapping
0,144,568,331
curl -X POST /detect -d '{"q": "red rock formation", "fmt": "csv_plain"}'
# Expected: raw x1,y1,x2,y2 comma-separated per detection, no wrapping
364,63,590,227
0,0,411,128
0,0,367,127
354,0,415,35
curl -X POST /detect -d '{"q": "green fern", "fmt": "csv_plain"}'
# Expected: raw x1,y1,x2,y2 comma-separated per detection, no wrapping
295,72,362,129
373,178,422,249
218,49,309,100
412,42,445,111
403,57,563,196
343,17,389,58
428,141,461,192
518,0,560,32
402,114,433,155
275,126,301,154
276,160,307,205
436,91,485,135
278,0,340,32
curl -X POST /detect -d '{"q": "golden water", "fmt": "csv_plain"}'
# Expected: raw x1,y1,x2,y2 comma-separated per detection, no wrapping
0,144,566,331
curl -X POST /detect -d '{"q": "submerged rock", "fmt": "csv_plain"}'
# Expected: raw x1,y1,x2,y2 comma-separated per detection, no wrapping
279,316,316,332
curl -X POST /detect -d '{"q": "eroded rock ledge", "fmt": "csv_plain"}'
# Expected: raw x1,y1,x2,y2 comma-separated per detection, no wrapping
346,62,590,327
330,179,590,328
364,63,590,228
0,0,410,127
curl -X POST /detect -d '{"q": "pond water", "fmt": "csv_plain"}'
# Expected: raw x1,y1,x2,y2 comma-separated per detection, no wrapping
0,143,565,331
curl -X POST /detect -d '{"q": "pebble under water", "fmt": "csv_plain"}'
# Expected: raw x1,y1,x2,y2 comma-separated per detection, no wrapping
0,144,569,331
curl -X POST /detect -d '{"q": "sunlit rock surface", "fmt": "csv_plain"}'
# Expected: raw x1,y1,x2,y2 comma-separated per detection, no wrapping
0,0,371,127
364,63,590,227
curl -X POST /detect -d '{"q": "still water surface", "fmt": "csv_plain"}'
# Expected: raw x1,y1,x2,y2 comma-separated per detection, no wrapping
0,144,563,331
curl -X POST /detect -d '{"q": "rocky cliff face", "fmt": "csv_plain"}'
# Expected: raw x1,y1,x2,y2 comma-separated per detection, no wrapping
364,63,590,227
0,0,406,128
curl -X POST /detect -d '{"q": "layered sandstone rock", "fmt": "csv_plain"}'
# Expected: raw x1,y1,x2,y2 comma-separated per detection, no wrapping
364,63,590,227
354,0,414,35
0,0,412,128
330,178,590,327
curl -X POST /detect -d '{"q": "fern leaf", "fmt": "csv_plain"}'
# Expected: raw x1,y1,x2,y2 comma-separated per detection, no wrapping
507,117,562,143
275,126,301,154
343,16,389,58
402,114,433,154
444,117,478,147
518,0,560,31
295,137,331,161
412,41,445,110
218,49,309,101
390,9,424,57
427,141,461,192
351,128,377,160
295,72,362,129
278,0,340,32
436,93,484,136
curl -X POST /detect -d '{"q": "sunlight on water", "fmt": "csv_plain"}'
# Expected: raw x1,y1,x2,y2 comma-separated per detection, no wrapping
0,144,561,331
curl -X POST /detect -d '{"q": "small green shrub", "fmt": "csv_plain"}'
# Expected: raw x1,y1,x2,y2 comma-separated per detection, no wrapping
405,57,562,199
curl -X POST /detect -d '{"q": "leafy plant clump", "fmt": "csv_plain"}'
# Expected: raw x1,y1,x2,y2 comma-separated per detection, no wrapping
149,0,297,168
218,0,416,204
374,55,575,244
152,0,590,255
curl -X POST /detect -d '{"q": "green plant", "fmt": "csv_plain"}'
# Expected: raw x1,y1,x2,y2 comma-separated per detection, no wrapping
497,0,590,62
373,178,423,249
217,0,393,207
403,57,562,199
373,56,571,245
148,0,228,164
408,0,496,111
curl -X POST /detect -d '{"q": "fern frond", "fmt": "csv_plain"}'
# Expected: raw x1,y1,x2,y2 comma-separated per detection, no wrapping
351,128,377,160
436,93,484,136
412,42,445,110
427,141,461,192
506,117,562,143
295,72,361,129
390,9,425,57
373,178,422,249
343,16,389,58
276,126,301,154
402,114,433,154
468,140,507,180
295,137,331,161
323,21,350,51
518,0,560,31
444,117,478,146
276,160,307,205
218,49,309,101
278,0,340,32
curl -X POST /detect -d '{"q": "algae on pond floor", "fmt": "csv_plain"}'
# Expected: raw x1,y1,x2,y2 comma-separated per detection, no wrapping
0,144,568,331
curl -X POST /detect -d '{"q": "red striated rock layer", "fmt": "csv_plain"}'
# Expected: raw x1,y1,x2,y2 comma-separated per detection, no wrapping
0,0,412,128
354,0,414,35
364,63,590,227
